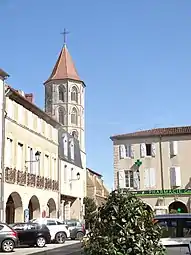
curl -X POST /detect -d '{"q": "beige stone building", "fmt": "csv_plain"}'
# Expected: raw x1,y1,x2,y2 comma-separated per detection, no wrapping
86,168,109,206
111,127,191,215
3,85,59,223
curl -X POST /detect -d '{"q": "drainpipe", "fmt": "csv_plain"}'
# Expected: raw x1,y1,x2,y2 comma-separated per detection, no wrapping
1,85,11,222
159,135,165,206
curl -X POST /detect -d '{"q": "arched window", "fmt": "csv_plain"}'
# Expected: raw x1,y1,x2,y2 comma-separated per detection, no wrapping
71,86,78,103
71,108,78,125
72,130,78,139
59,107,66,125
59,86,66,102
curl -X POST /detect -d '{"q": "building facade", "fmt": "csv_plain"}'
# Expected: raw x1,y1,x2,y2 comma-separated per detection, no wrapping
44,43,86,220
86,168,109,207
111,127,191,215
4,86,59,223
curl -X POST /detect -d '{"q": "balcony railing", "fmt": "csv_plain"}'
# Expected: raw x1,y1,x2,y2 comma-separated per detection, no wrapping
5,167,59,191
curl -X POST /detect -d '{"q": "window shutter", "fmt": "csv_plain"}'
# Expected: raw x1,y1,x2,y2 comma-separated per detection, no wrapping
149,168,156,188
169,141,178,156
125,145,130,157
144,169,150,188
37,118,42,133
118,170,125,188
7,100,13,118
18,105,23,124
133,171,140,189
151,143,156,157
140,143,146,158
119,145,125,159
28,111,33,128
170,167,176,187
170,167,181,187
130,145,135,158
175,167,181,187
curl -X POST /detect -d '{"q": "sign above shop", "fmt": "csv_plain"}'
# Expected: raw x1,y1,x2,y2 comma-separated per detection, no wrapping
131,189,191,197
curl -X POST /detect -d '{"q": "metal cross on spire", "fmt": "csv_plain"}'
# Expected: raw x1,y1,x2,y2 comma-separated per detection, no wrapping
61,28,70,46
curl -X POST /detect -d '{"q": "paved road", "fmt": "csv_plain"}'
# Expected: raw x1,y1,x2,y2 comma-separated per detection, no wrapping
31,243,82,255
11,240,80,255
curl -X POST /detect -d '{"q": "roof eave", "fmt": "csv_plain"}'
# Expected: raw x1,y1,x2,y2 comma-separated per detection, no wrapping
43,77,86,87
110,133,191,141
0,69,9,79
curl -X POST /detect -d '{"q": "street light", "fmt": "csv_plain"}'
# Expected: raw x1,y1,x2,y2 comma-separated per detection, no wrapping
69,172,80,182
77,172,80,180
25,151,41,163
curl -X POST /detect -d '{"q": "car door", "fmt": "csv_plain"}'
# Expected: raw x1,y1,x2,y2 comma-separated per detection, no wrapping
46,220,58,240
23,224,37,244
13,223,26,244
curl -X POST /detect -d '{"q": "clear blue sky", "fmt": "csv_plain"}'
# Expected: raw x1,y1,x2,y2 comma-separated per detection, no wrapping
1,0,191,189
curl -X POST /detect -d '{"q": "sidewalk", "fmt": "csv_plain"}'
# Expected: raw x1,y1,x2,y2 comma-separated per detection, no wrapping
9,240,80,255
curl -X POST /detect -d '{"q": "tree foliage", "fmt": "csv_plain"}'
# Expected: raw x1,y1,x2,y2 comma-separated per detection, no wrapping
83,189,166,255
83,197,97,229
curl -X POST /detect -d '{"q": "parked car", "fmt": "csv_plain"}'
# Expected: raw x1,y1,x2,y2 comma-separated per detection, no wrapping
11,222,51,247
0,223,18,252
63,220,86,240
31,218,70,244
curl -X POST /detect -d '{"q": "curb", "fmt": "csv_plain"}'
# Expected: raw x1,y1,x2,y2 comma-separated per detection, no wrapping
29,242,81,255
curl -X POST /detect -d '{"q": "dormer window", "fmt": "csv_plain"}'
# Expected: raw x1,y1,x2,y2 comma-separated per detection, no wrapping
62,134,68,158
69,138,74,161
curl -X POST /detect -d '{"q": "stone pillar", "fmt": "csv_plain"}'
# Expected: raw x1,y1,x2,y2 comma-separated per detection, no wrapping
65,201,71,220
60,200,65,221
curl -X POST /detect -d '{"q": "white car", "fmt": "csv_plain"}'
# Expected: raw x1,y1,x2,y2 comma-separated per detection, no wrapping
31,218,70,244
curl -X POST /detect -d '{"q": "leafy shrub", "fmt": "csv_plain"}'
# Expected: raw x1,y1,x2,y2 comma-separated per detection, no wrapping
83,189,166,255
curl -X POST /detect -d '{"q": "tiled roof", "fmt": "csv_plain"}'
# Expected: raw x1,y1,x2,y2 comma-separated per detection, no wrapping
110,126,191,140
44,45,81,84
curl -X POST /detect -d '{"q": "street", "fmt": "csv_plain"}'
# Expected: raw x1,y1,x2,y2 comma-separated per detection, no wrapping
33,243,82,254
11,241,80,255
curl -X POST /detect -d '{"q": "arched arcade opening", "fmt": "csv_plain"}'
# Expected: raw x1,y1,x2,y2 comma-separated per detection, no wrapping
169,201,188,213
6,192,23,224
47,198,56,218
28,195,40,220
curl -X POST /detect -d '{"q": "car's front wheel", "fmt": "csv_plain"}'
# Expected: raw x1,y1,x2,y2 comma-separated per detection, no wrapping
36,236,46,248
76,231,84,240
55,232,66,244
1,239,14,252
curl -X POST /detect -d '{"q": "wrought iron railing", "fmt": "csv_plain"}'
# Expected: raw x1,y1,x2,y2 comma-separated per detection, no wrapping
5,167,59,191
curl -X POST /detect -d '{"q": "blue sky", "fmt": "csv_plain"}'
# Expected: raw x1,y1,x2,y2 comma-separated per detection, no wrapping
1,0,191,189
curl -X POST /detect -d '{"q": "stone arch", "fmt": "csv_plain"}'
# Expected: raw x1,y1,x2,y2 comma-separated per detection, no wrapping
58,107,66,125
168,200,188,213
47,198,57,218
6,192,23,224
28,195,40,220
59,85,66,102
71,86,78,103
71,107,78,125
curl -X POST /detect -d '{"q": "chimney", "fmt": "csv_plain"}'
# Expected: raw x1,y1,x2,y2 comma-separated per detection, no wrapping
25,93,34,103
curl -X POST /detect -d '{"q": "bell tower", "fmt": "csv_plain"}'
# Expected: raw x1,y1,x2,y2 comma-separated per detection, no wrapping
44,41,85,155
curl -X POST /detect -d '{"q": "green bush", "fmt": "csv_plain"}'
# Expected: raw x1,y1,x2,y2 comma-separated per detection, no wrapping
83,189,166,255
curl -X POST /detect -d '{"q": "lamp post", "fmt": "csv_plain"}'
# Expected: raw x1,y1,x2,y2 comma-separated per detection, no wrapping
25,151,41,163
69,172,80,182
